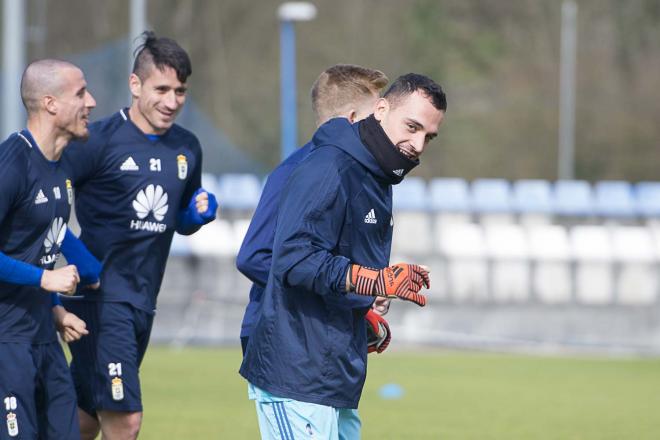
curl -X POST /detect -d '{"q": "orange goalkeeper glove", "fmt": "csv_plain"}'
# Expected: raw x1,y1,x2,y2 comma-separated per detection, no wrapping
348,263,430,307
365,309,391,354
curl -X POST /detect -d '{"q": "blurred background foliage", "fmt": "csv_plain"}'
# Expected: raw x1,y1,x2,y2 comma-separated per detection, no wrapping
19,0,660,181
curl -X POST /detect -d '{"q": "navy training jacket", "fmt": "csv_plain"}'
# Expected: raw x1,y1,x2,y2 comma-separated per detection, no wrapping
236,142,312,339
239,118,393,409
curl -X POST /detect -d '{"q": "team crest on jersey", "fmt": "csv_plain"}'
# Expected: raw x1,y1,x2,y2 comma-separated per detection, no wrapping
6,412,18,437
177,154,188,180
65,179,73,205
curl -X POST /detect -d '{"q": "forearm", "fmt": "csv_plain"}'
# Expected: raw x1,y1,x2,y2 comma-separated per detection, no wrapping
51,292,62,307
52,304,66,323
60,229,101,284
175,215,202,235
280,243,350,296
0,251,43,286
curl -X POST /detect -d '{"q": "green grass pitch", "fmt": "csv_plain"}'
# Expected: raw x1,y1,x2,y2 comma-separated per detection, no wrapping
126,347,660,439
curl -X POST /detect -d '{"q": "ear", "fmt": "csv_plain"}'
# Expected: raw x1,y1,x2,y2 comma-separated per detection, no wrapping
128,73,142,99
373,98,389,122
43,95,57,115
347,109,358,124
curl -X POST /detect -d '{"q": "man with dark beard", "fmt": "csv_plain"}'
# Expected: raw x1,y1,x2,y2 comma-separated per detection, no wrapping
240,73,447,439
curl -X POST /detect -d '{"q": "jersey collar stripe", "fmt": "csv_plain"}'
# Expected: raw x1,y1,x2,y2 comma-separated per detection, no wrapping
17,132,33,149
119,109,128,121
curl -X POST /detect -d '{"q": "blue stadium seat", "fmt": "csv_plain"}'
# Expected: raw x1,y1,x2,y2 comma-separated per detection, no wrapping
470,179,512,213
392,177,427,211
553,180,594,216
594,181,636,218
512,179,553,214
429,178,470,212
635,182,660,218
217,173,262,210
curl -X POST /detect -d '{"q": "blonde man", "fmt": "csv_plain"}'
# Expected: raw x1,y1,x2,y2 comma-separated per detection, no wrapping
236,64,389,439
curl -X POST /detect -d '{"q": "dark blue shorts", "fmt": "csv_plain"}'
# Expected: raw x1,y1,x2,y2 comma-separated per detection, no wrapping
0,341,79,440
62,299,153,417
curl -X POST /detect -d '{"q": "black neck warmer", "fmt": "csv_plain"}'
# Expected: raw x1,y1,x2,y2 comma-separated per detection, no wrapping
358,114,419,185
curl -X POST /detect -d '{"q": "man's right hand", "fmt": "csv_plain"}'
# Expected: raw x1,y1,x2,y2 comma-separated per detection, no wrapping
349,263,430,306
41,265,80,295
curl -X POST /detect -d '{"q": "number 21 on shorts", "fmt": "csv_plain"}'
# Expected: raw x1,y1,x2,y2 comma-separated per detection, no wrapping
108,362,124,401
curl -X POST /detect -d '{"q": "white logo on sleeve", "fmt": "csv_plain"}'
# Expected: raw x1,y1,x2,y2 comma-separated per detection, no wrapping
41,217,66,265
392,169,404,176
120,156,140,171
364,209,377,224
34,189,48,205
130,184,169,233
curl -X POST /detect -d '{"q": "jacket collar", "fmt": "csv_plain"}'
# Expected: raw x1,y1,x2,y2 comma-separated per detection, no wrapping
311,118,388,181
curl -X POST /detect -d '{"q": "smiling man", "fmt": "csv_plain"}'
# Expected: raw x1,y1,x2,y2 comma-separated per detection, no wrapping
240,73,447,439
60,32,217,440
0,59,96,439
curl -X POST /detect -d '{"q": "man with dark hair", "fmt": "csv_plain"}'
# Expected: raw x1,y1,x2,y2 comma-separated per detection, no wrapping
240,73,446,439
61,31,218,440
0,59,97,440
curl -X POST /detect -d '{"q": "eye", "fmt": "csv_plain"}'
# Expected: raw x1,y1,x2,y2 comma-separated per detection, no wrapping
407,123,417,132
175,87,187,96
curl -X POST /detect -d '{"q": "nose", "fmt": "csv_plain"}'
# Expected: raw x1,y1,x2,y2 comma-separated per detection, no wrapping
86,91,96,109
412,134,426,155
163,91,179,110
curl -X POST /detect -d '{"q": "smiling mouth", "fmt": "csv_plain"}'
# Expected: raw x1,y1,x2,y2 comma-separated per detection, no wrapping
397,144,417,160
158,109,176,119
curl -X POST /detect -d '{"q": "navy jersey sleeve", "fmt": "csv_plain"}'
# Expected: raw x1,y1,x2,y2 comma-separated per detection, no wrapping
60,229,101,285
184,136,203,208
176,136,204,235
236,162,296,287
272,160,350,297
0,159,23,222
0,151,43,286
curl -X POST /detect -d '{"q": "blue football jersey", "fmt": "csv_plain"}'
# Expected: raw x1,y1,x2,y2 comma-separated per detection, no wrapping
62,109,202,313
0,130,73,343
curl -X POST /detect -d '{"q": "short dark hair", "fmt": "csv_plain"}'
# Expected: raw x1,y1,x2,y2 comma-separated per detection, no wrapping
132,31,192,83
384,73,447,112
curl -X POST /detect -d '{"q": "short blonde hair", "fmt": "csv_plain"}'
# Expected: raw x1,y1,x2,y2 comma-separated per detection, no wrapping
311,64,388,126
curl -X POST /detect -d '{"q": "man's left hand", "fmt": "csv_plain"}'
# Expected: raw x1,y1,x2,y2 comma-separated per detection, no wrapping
194,188,218,219
53,306,89,343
